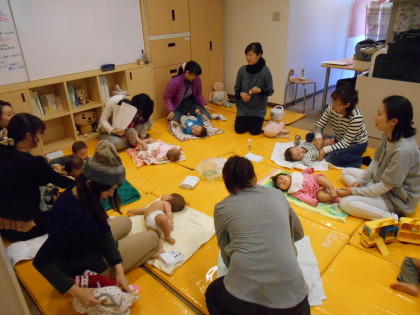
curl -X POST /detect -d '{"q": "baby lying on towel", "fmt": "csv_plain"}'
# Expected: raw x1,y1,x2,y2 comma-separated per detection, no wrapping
135,140,182,166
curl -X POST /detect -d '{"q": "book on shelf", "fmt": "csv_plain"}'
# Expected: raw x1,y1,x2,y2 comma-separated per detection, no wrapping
99,75,110,101
29,91,45,116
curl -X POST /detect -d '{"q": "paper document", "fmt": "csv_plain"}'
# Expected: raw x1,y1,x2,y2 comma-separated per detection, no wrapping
322,60,353,66
112,102,137,130
245,153,263,162
46,150,64,160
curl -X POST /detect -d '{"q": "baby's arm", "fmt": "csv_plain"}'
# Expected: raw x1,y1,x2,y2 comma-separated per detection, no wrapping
127,207,147,216
315,175,337,198
163,201,174,230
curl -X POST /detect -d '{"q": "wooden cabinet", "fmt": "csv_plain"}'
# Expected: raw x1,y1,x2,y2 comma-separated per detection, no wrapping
0,63,155,155
142,0,223,118
189,0,224,101
356,75,420,143
146,0,190,36
0,90,30,115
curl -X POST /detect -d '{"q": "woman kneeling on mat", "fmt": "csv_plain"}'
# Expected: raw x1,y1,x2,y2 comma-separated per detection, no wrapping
34,140,158,307
205,155,309,315
337,96,420,220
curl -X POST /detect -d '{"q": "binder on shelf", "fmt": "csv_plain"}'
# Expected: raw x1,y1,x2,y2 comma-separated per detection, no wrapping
30,91,45,116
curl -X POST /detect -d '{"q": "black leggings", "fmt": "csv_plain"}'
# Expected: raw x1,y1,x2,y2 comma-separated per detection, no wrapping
205,277,310,315
234,116,264,135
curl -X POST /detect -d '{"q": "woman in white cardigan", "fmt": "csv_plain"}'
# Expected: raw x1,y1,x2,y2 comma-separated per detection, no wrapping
99,94,153,150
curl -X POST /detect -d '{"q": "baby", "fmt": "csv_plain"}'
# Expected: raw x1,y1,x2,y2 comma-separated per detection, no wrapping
127,194,186,258
64,155,84,179
50,140,88,172
272,168,339,207
125,121,154,151
137,140,182,163
284,135,335,166
391,257,420,296
181,109,208,137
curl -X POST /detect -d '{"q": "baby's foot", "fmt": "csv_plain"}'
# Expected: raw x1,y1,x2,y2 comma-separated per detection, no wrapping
390,282,419,296
152,247,165,259
165,237,176,245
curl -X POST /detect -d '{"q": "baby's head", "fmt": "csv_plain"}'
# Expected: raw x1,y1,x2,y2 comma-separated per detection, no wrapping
284,147,306,162
72,141,88,161
166,147,181,161
65,155,84,178
161,193,186,212
192,125,207,137
272,173,292,191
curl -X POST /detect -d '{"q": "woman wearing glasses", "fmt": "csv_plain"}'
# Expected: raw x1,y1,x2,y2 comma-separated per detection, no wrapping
305,86,368,168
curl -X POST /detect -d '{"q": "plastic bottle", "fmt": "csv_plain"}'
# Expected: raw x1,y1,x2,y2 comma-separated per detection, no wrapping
138,50,146,65
299,66,305,80
247,139,252,151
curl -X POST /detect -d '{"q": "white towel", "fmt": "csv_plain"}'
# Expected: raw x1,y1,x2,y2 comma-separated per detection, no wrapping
129,202,215,275
271,142,329,171
217,236,326,306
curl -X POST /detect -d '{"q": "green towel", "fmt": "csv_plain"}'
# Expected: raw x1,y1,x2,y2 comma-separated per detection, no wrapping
101,180,141,211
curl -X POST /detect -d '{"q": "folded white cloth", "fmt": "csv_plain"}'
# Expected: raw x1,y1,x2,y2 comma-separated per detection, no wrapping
217,236,326,306
271,142,329,171
6,234,48,266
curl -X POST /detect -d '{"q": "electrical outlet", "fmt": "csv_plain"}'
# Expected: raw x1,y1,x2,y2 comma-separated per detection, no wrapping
272,11,280,22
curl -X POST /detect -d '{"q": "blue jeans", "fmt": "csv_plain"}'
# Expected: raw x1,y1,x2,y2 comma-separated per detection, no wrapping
305,133,367,168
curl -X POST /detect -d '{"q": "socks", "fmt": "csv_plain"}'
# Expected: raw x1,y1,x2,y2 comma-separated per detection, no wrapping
210,114,227,121
362,156,372,166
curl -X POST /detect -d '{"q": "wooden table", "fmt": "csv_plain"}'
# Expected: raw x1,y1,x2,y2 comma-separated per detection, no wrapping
320,57,370,110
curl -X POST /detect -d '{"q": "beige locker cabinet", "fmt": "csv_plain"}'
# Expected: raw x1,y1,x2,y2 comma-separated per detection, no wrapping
126,67,156,100
146,0,190,36
0,90,30,115
153,64,182,119
149,37,192,68
189,0,224,101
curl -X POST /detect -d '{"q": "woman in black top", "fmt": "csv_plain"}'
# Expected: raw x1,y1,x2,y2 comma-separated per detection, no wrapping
0,113,74,241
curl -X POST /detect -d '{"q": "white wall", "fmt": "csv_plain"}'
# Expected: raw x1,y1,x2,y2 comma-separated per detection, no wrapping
224,0,354,105
224,0,290,104
286,0,353,103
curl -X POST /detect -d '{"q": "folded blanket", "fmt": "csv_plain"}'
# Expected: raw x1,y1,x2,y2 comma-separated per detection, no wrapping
168,119,223,141
271,142,329,171
128,202,215,275
259,169,348,222
6,234,48,266
126,140,186,168
217,236,326,306
101,180,140,210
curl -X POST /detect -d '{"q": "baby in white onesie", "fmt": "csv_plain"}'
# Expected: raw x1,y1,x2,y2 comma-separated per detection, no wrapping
127,194,185,258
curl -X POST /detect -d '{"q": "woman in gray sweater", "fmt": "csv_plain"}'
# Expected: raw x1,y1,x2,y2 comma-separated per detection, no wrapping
205,156,309,314
338,95,420,220
234,42,274,135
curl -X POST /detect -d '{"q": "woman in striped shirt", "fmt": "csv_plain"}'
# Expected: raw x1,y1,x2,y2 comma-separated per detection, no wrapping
306,86,368,168
337,96,420,220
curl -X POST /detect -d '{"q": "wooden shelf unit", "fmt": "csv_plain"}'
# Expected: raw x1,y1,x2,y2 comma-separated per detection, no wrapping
0,63,155,155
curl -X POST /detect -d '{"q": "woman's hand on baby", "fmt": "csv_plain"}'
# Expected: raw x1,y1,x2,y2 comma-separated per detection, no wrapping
240,92,251,102
250,86,261,94
336,187,352,197
68,285,101,307
204,105,213,113
350,181,360,187
111,128,125,137
317,148,326,160
313,138,324,150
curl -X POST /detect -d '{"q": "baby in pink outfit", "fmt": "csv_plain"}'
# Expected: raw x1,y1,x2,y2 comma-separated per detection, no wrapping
272,168,339,207
136,140,181,164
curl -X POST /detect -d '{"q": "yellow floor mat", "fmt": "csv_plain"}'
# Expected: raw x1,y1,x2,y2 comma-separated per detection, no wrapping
15,262,194,315
313,246,419,314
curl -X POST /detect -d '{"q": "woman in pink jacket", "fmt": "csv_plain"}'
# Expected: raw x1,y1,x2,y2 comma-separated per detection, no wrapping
164,61,212,122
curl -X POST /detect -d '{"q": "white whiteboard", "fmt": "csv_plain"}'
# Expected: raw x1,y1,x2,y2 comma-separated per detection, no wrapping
0,0,28,85
9,0,144,81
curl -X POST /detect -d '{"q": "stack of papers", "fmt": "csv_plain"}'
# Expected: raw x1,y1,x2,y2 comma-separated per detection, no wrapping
322,60,353,66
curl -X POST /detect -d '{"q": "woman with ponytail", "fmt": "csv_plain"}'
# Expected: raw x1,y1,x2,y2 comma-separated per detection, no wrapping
234,42,274,135
337,96,420,220
306,86,368,168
